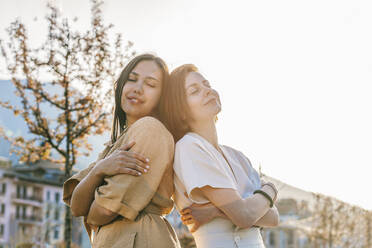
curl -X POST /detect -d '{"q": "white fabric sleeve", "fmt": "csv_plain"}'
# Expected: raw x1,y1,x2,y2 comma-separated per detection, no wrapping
236,149,262,188
174,139,237,204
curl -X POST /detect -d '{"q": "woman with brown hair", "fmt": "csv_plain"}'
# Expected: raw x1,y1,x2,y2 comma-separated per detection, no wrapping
162,64,279,247
63,54,181,248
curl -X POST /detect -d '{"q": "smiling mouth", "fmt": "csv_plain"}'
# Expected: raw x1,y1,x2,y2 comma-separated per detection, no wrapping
127,96,144,104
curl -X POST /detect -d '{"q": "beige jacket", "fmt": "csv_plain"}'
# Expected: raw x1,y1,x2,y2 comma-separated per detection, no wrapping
63,117,180,248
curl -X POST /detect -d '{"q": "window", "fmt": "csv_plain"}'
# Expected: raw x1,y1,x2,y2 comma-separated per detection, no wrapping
16,185,21,198
0,224,4,236
23,185,27,199
1,183,6,194
47,191,50,201
16,205,20,219
32,207,37,218
0,204,5,215
54,208,59,221
16,185,27,198
22,206,26,219
287,230,294,245
32,186,38,199
269,231,275,246
54,227,59,239
46,206,50,219
55,192,60,203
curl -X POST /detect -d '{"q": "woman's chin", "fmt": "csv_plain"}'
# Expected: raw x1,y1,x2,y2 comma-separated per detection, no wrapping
123,105,151,117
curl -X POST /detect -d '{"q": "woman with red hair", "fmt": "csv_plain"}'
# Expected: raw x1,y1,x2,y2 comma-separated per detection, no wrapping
162,64,279,248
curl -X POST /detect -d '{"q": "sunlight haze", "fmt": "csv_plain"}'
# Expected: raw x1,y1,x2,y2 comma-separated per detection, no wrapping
1,0,371,210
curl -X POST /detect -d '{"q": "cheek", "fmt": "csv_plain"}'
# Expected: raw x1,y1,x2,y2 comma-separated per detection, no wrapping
187,95,203,108
121,83,132,99
120,86,129,107
187,95,204,118
146,88,162,106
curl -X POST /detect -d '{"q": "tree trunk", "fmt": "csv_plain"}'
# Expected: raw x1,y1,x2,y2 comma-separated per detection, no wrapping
64,73,72,248
65,204,72,248
64,156,72,248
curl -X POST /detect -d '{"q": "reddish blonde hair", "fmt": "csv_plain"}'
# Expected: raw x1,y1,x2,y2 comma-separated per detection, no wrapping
159,64,198,142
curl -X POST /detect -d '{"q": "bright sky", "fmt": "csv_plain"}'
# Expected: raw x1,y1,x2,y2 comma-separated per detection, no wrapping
1,0,371,210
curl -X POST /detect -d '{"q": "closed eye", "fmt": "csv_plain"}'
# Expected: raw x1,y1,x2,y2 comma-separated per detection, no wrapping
190,88,199,94
145,78,157,88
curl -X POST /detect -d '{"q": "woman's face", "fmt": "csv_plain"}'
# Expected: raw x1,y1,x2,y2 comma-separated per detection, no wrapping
184,71,221,124
121,60,163,122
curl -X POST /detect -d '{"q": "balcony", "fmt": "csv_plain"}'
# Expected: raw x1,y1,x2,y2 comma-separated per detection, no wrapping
11,193,43,207
15,214,43,225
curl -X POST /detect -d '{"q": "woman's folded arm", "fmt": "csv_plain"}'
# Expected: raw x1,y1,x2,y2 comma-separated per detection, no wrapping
86,200,118,226
200,185,276,229
70,166,104,217
253,205,279,227
86,117,174,224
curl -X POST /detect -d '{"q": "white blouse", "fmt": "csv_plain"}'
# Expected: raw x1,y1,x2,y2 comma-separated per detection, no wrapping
173,132,265,248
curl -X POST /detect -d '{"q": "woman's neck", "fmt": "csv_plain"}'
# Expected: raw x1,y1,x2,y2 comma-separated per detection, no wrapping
126,113,158,128
190,120,219,149
126,115,138,128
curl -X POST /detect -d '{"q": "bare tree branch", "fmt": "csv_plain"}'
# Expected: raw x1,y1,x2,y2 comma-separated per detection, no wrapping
0,0,134,247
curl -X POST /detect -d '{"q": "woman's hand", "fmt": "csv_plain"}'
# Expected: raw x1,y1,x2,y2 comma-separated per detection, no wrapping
70,141,150,217
93,141,150,178
180,203,226,233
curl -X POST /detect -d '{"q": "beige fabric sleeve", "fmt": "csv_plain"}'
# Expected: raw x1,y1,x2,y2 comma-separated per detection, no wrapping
63,162,96,206
94,117,175,221
173,138,237,204
62,141,112,206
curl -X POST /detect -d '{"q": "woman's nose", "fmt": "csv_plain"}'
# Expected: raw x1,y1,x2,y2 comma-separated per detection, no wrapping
204,86,212,97
133,81,144,94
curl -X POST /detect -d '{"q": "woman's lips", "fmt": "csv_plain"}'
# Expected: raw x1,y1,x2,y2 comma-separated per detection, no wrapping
127,96,143,104
204,97,216,105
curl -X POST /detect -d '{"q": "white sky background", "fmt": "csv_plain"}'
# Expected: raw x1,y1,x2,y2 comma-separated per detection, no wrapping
1,0,371,210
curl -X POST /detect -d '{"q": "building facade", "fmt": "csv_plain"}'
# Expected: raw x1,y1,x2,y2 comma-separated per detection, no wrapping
0,157,85,248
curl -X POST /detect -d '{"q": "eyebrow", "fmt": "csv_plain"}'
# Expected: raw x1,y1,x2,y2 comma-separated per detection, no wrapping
187,80,209,89
130,72,160,82
147,76,160,82
187,83,198,89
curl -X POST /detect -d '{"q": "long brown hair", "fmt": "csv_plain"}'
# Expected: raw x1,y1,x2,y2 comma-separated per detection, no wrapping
111,54,169,144
160,64,198,142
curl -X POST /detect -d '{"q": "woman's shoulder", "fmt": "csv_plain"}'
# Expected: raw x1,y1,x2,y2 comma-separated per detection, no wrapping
114,116,174,150
128,117,172,139
131,116,168,132
220,144,240,155
175,132,203,149
221,145,253,165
